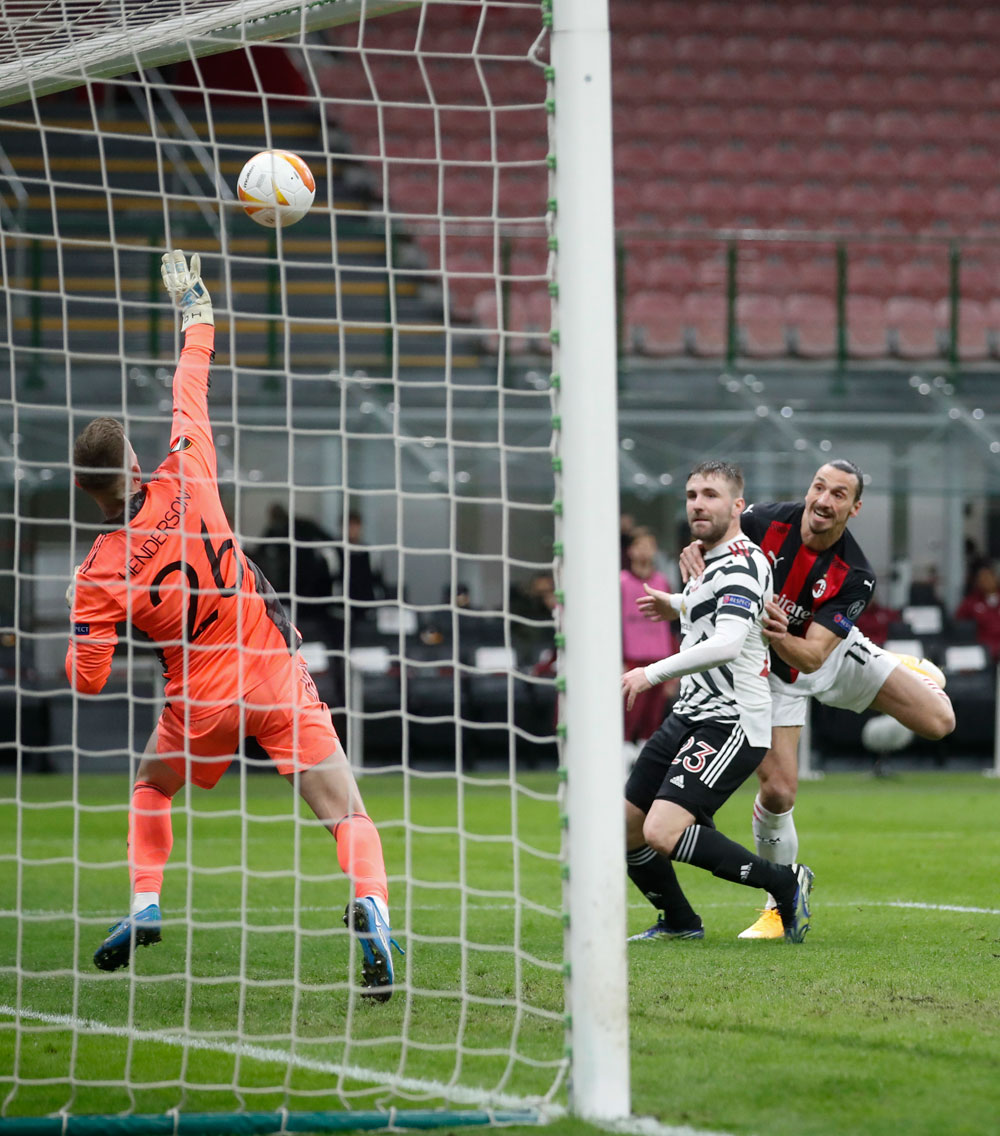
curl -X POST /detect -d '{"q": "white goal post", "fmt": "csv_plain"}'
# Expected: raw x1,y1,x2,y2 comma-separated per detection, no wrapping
0,0,629,1129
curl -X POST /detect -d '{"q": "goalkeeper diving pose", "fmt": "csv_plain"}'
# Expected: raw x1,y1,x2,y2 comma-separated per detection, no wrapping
621,461,813,944
66,251,402,1000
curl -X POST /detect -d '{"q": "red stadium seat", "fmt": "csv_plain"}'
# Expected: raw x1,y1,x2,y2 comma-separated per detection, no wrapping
800,71,849,108
835,184,889,229
843,74,894,107
845,295,889,359
787,182,838,225
708,141,759,177
922,109,967,144
954,42,1000,75
951,148,995,185
745,71,799,106
873,109,924,140
826,109,876,140
634,179,691,225
756,142,807,181
804,142,851,181
862,39,911,73
956,258,999,304
785,294,837,357
893,74,941,108
887,297,940,358
672,34,725,66
885,185,936,230
721,35,771,66
777,106,826,138
660,140,713,179
684,292,729,357
934,298,989,362
681,104,733,139
900,145,951,186
623,33,672,65
645,251,700,295
848,256,894,297
973,8,1000,37
473,289,528,355
831,4,882,36
730,105,782,139
853,143,903,184
933,186,985,230
767,36,818,68
738,294,787,358
736,182,785,227
896,258,948,300
940,76,982,109
794,253,838,295
627,292,686,356
689,182,740,225
815,38,866,71
909,41,954,74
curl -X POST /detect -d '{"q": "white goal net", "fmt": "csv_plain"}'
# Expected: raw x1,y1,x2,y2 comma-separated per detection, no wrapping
0,0,628,1127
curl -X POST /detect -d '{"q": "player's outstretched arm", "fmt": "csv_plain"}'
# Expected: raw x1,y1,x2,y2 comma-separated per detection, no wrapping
635,581,682,622
161,249,214,330
764,601,840,673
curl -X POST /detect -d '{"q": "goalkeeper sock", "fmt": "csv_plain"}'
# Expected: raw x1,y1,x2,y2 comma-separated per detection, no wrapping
128,781,174,896
626,843,699,928
751,795,798,865
672,824,793,897
334,812,389,907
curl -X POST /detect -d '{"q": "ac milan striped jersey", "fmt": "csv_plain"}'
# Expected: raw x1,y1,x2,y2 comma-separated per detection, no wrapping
673,532,773,747
740,501,876,683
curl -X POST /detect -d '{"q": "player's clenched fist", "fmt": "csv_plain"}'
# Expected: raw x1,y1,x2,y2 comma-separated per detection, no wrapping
161,249,214,330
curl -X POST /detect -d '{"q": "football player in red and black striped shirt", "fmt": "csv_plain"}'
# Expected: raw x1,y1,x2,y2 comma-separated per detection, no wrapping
670,460,954,939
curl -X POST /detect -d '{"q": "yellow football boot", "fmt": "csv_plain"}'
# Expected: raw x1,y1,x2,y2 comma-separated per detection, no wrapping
737,907,785,940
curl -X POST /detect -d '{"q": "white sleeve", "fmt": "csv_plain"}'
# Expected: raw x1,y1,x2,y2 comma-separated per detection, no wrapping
643,618,749,685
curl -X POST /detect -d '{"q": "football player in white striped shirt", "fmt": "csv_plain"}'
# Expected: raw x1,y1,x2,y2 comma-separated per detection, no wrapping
621,461,814,943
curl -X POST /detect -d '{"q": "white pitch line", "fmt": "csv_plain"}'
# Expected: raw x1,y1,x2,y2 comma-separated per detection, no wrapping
884,900,1000,915
0,1003,564,1117
2,898,999,919
0,1005,741,1136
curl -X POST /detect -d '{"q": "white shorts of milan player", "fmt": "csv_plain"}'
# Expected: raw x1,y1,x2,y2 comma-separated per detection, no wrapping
769,626,898,728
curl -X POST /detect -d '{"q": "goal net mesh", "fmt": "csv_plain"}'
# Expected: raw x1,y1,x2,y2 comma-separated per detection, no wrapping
0,0,567,1122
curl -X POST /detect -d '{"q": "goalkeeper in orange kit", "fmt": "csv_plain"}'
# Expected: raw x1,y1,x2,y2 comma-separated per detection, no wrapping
66,250,401,1000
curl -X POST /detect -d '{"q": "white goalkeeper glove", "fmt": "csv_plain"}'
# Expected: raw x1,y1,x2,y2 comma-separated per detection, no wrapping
161,249,214,331
66,565,80,610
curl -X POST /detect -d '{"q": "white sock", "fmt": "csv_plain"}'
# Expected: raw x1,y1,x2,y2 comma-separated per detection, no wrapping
752,794,798,866
752,796,798,912
131,891,159,915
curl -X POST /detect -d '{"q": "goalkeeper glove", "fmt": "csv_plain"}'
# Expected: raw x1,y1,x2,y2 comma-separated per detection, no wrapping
161,249,214,330
66,565,80,610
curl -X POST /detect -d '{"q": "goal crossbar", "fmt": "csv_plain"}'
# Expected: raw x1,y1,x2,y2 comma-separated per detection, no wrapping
0,0,417,107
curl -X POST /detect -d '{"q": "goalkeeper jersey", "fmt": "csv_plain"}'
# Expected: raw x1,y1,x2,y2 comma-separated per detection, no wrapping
66,324,297,717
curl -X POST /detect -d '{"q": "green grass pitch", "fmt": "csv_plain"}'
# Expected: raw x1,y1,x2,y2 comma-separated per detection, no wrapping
1,769,998,1136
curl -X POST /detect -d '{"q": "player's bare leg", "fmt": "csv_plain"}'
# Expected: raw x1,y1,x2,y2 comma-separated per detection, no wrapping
739,726,801,940
290,743,402,1001
868,662,955,739
94,731,182,970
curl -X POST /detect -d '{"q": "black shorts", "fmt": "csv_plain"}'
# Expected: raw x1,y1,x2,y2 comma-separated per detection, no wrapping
625,712,767,828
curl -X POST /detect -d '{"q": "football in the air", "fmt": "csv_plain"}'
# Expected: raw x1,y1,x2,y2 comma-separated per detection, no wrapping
237,149,316,228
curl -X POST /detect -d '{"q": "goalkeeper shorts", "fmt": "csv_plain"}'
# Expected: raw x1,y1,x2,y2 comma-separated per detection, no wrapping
157,653,339,787
769,627,900,728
